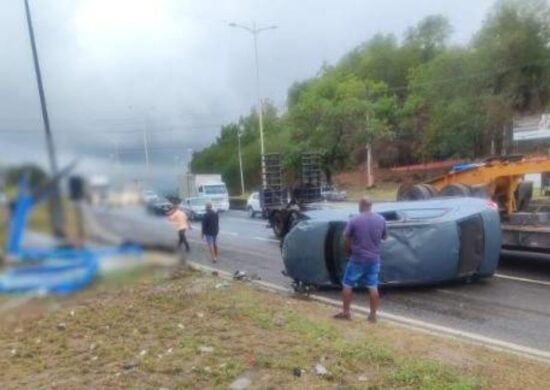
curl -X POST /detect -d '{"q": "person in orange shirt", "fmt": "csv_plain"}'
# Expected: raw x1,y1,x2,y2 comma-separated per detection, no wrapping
168,206,190,252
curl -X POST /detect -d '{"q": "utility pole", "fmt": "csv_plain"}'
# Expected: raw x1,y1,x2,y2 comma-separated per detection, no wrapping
142,127,150,184
237,125,246,196
366,112,374,188
24,0,65,237
229,21,277,188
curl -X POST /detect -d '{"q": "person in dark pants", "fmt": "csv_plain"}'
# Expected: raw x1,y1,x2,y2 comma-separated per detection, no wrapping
168,206,190,252
201,202,219,262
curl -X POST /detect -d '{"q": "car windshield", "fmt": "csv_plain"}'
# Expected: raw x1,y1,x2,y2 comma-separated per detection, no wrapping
204,185,227,195
188,198,208,206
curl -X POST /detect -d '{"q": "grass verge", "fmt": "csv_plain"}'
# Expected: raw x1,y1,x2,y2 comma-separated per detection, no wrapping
345,183,399,202
0,266,548,389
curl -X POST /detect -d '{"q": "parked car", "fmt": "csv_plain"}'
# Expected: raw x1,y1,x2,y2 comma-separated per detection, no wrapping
146,199,173,216
282,197,501,291
321,186,347,201
142,190,159,204
246,192,262,218
181,197,209,220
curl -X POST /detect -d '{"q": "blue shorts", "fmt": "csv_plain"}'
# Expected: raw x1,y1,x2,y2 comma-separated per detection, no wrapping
342,260,380,289
204,235,217,245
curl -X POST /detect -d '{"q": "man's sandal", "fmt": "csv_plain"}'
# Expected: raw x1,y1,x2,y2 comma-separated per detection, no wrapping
333,312,351,320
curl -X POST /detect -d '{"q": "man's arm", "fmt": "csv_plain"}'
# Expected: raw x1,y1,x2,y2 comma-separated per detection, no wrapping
344,236,352,256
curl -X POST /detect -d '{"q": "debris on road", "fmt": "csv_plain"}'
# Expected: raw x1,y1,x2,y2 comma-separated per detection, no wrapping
56,322,67,331
314,363,328,376
229,375,252,390
198,345,214,353
122,361,138,370
292,367,303,377
233,270,249,281
358,375,368,382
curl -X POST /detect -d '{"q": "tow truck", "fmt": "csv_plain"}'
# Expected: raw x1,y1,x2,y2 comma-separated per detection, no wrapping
397,155,550,253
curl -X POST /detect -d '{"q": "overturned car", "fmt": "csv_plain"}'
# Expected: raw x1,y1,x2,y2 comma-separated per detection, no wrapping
282,197,501,290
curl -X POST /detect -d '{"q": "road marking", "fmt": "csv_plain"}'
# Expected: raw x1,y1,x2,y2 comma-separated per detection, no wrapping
220,231,239,236
252,237,280,243
495,273,550,287
187,261,550,363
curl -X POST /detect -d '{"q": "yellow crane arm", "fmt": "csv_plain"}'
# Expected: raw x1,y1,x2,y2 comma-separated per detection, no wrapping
427,158,550,215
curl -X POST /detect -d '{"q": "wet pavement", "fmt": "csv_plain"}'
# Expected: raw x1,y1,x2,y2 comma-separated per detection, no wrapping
90,205,550,353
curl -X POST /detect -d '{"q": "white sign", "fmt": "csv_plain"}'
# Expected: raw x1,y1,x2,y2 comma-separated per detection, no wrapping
513,113,550,141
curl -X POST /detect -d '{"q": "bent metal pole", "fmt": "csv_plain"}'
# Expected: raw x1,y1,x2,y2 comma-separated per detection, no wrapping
24,0,65,237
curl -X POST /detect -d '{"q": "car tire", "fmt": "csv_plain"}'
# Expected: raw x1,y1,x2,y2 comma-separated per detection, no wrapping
272,211,285,238
247,206,255,218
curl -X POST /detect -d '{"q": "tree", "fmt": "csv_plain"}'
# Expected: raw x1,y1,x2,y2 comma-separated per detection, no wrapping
4,164,48,189
473,0,550,153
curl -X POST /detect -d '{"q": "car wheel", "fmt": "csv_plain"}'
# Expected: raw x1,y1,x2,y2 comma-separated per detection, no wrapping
272,211,285,238
247,206,255,218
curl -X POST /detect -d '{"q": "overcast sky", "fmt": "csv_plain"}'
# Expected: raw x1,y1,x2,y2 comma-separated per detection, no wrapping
0,0,495,189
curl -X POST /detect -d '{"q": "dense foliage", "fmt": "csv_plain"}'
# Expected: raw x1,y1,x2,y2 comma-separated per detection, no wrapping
192,0,550,194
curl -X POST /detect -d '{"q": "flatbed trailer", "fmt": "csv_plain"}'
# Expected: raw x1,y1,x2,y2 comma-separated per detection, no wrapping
397,156,550,253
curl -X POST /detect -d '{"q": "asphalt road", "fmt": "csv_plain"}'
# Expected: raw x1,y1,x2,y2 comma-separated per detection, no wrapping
91,206,550,354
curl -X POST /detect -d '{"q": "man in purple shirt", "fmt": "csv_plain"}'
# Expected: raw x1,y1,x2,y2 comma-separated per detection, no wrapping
334,197,387,323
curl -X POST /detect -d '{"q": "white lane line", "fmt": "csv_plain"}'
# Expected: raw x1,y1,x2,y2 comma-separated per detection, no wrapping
187,261,550,363
220,231,239,236
252,237,280,243
222,217,268,227
495,273,550,287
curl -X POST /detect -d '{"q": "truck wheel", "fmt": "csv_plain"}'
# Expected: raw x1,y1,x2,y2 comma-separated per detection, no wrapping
420,184,438,197
439,183,472,197
397,184,432,201
515,181,533,211
247,207,255,218
271,211,285,238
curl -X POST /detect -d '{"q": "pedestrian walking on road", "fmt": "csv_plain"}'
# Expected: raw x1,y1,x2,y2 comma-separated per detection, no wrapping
202,202,219,262
334,196,386,323
168,206,191,253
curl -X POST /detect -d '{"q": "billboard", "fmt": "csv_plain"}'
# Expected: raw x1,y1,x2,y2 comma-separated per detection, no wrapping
513,113,550,141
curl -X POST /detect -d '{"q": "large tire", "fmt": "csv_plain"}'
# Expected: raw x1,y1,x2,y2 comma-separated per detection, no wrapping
420,184,438,197
247,206,255,218
439,183,472,197
271,211,286,238
396,184,411,201
516,181,533,211
397,184,432,201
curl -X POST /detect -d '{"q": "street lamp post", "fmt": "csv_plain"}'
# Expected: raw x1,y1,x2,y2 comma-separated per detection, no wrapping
229,22,277,188
237,125,245,196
